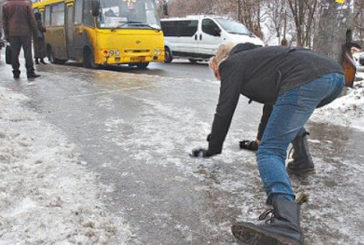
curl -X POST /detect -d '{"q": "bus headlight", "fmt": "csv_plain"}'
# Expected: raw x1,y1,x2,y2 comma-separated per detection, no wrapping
154,50,163,55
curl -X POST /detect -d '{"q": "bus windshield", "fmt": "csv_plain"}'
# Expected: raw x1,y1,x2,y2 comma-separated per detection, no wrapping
98,0,160,29
215,18,251,36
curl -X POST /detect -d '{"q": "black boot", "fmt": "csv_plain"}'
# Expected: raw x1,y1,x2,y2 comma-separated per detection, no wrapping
287,132,314,175
27,72,40,79
232,195,307,245
35,58,39,64
40,58,46,64
13,70,20,79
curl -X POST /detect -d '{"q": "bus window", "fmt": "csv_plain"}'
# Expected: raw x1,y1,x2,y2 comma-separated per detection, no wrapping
98,0,160,29
74,0,83,24
45,5,51,26
51,3,65,26
83,0,94,27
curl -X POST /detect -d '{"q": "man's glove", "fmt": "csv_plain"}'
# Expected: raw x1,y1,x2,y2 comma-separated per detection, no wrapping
190,148,213,158
239,140,259,151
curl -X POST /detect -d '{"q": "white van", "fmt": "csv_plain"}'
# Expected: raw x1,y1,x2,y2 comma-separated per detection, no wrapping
161,15,265,63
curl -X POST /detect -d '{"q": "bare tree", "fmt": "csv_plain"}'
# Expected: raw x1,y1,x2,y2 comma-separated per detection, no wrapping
286,0,319,47
264,0,287,45
313,0,354,62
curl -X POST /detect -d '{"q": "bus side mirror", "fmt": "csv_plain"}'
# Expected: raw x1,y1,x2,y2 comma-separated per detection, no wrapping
91,0,100,17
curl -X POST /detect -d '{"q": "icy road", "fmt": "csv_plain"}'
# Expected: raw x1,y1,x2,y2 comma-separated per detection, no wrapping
0,60,363,244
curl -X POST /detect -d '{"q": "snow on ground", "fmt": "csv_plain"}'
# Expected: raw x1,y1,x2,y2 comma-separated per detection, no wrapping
312,72,364,131
0,87,131,244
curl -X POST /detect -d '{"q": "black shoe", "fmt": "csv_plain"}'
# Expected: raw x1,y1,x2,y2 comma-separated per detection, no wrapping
232,195,307,245
287,132,314,175
239,140,259,151
27,73,40,79
13,71,20,79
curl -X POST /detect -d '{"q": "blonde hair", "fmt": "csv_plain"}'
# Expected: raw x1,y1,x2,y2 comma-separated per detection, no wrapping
214,41,235,67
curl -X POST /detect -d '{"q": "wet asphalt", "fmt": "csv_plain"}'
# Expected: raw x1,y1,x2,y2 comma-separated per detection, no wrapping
0,59,363,245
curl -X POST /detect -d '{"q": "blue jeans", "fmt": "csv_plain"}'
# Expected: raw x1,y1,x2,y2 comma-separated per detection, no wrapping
257,73,345,204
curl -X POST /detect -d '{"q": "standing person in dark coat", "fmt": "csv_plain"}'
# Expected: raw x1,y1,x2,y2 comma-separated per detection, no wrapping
33,12,46,64
2,0,40,79
191,42,344,245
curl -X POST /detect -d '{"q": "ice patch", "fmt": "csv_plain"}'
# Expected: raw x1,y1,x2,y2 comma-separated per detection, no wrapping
0,87,132,244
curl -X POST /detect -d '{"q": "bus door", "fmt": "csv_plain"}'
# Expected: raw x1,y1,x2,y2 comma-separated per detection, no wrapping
65,4,74,58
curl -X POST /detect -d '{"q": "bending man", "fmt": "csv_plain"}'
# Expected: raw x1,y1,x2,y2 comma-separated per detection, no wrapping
191,42,344,245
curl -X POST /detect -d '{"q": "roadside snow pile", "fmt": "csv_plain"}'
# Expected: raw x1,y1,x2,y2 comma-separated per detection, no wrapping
0,87,131,244
312,72,364,131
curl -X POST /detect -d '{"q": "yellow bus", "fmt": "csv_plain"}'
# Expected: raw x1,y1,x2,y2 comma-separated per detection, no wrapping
32,0,164,69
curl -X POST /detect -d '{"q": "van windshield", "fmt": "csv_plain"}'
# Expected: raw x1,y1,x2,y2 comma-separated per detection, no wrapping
98,0,160,29
215,18,251,35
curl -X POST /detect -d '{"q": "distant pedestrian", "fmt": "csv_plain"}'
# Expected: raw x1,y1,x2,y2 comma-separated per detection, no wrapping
2,0,40,79
191,42,344,245
33,12,47,65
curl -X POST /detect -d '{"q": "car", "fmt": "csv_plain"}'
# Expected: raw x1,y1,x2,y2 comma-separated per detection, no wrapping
161,15,264,63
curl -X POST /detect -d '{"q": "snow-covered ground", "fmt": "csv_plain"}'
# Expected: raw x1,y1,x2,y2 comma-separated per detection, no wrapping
0,87,131,244
312,71,364,131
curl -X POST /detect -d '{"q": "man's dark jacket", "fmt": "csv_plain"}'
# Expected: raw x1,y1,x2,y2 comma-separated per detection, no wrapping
208,44,343,155
2,0,37,39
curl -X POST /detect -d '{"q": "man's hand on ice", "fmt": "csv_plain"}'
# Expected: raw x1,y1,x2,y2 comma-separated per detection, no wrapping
190,148,213,158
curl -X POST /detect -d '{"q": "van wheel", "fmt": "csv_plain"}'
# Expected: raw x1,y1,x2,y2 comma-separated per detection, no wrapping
164,47,173,63
83,48,98,69
137,62,149,69
47,46,67,65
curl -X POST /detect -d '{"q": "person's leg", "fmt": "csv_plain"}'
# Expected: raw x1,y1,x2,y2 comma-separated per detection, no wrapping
22,36,35,76
9,37,22,78
232,73,345,245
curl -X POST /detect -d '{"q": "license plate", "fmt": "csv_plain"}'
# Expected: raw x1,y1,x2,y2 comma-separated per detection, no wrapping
130,57,145,62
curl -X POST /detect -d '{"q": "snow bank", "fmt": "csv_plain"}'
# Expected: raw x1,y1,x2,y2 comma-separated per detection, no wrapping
312,72,364,131
0,87,131,244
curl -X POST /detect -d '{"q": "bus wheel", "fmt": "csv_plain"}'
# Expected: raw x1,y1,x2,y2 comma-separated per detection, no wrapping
189,59,198,64
47,46,67,65
83,48,98,69
164,47,173,63
137,62,149,69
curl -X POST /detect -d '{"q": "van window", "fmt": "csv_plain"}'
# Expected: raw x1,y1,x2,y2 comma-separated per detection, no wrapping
51,3,65,26
74,0,83,24
177,20,198,37
215,18,251,35
161,21,178,36
161,20,198,37
202,18,220,36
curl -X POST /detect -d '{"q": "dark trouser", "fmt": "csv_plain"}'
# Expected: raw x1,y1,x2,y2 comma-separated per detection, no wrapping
9,35,34,75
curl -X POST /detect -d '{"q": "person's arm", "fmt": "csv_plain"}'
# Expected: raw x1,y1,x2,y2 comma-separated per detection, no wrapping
207,64,242,156
27,4,38,34
256,104,274,141
2,6,9,40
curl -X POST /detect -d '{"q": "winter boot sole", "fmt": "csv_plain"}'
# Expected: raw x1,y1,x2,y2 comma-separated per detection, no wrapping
232,222,302,245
